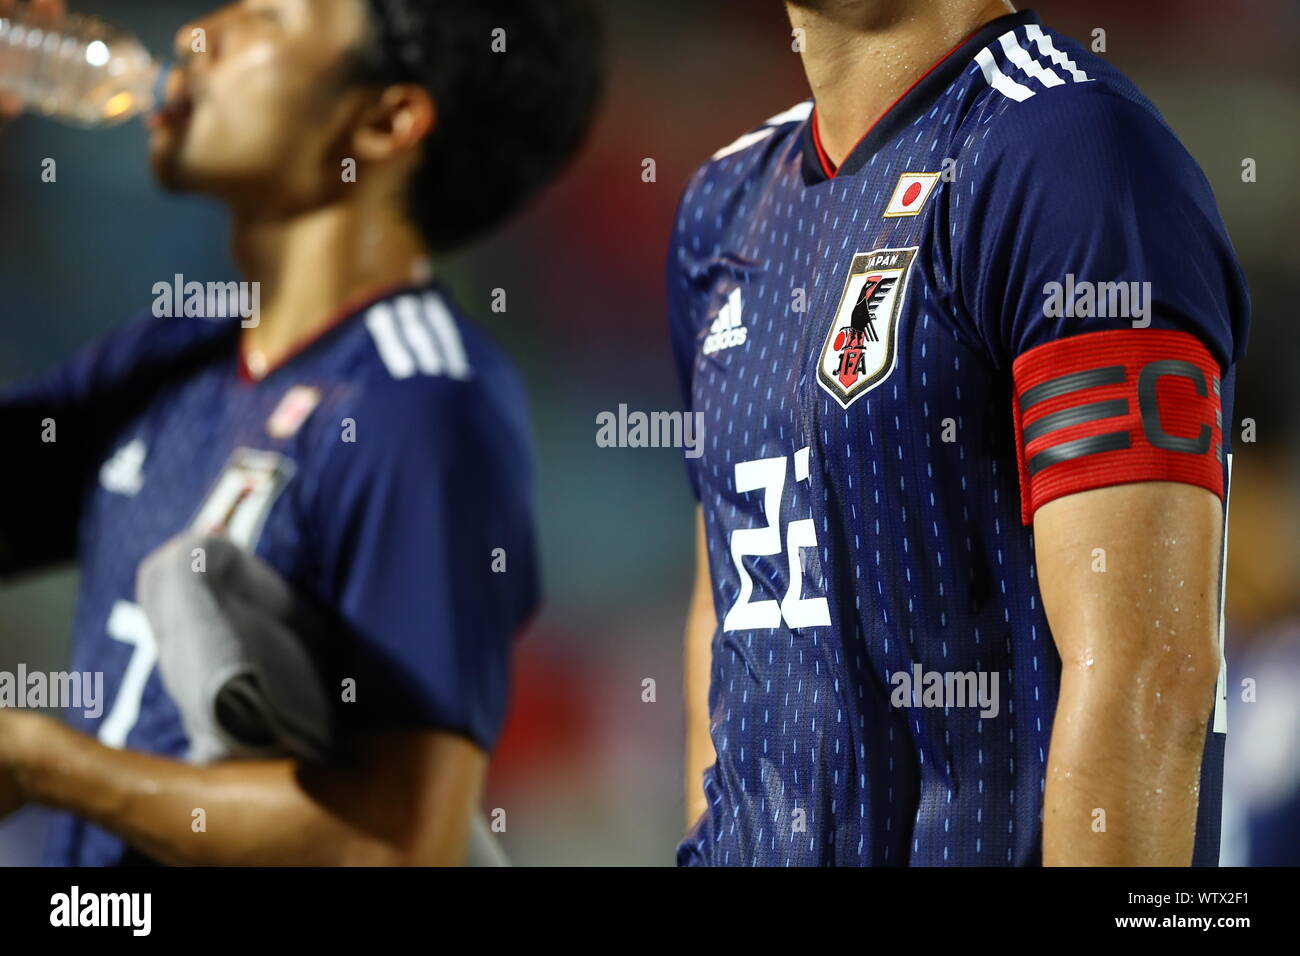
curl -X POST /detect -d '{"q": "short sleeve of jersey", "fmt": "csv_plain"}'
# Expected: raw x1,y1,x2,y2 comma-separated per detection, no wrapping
0,313,236,574
308,376,539,751
950,85,1247,366
947,85,1250,520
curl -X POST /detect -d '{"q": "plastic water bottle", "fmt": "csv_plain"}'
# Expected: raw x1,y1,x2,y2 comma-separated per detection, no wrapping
0,3,162,127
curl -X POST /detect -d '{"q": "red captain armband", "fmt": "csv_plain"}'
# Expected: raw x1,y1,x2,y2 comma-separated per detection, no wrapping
1011,329,1225,525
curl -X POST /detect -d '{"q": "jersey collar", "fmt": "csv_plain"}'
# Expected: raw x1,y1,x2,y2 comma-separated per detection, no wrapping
801,8,1041,184
237,280,436,384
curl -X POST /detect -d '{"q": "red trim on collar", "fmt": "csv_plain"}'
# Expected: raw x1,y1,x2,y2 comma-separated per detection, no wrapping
237,281,421,384
810,108,837,178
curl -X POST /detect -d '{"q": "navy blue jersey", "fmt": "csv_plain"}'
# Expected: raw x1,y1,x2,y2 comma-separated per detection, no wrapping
670,10,1248,866
0,282,539,866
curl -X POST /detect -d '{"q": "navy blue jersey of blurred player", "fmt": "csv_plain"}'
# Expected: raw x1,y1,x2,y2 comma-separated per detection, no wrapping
670,10,1248,865
0,282,539,866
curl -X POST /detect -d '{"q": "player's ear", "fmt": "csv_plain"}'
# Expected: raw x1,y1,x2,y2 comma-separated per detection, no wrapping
351,84,437,162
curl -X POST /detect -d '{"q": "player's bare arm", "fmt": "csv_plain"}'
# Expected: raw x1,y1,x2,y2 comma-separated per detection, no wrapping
684,505,716,830
1036,483,1222,865
0,714,484,865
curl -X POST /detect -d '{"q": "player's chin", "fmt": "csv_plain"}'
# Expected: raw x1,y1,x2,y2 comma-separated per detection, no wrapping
147,139,213,195
148,130,188,190
149,163,192,195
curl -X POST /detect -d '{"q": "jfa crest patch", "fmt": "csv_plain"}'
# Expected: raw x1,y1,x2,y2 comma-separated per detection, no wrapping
816,246,918,409
191,448,296,550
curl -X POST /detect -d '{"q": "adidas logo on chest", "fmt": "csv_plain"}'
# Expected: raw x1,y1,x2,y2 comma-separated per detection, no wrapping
702,288,748,356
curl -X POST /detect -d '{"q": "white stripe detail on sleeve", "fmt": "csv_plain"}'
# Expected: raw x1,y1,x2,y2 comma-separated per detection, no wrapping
712,101,812,160
395,294,445,375
713,128,774,160
422,293,472,379
1023,25,1092,83
763,101,813,127
998,32,1065,88
365,303,417,379
974,47,1037,102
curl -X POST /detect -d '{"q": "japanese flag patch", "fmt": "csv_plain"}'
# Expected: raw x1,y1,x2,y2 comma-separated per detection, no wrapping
883,172,941,217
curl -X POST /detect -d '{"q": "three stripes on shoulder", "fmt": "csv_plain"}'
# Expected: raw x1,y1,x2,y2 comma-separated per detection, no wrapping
712,101,813,161
711,23,1093,162
365,292,472,381
975,24,1093,103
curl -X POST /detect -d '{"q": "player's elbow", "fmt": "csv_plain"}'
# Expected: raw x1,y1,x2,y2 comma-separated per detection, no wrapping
333,830,467,867
334,837,425,867
1134,633,1221,733
1061,629,1221,739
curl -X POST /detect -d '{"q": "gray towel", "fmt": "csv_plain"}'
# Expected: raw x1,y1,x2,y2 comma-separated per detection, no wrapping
136,531,508,866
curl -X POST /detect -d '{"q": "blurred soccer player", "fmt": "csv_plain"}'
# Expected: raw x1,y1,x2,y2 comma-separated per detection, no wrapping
0,0,600,865
672,0,1248,865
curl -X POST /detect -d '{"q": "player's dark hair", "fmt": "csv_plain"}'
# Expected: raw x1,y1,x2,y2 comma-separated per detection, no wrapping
352,0,604,252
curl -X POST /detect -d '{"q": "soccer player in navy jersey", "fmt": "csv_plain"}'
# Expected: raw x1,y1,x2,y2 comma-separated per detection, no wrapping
673,0,1249,865
0,0,600,865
